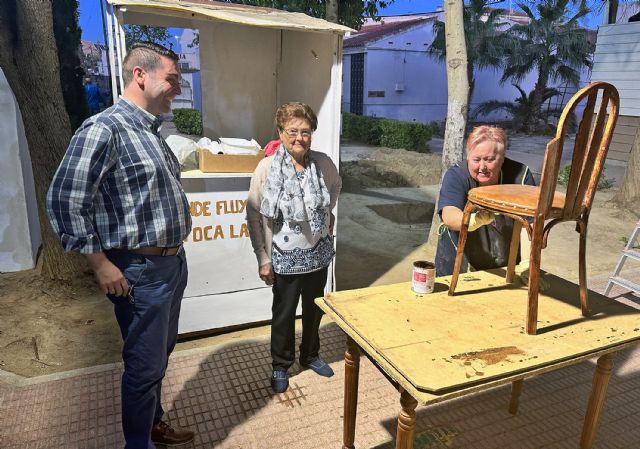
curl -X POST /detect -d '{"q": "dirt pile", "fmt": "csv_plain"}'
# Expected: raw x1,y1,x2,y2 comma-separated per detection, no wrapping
0,270,120,376
341,148,442,190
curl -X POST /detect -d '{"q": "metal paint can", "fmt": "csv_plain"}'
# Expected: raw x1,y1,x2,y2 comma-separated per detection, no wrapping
412,260,435,294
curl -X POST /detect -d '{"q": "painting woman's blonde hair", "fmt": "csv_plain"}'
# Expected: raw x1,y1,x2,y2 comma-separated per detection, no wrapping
466,125,508,154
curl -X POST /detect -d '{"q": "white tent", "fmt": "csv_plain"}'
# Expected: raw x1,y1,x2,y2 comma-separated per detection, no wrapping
104,0,350,334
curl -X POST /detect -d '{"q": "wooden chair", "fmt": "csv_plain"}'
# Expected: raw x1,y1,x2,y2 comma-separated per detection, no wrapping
448,82,620,335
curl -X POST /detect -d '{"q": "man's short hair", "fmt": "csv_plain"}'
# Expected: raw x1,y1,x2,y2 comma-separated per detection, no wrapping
122,41,179,86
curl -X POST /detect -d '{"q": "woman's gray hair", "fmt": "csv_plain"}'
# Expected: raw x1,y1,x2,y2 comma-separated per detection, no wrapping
275,102,318,131
122,41,178,86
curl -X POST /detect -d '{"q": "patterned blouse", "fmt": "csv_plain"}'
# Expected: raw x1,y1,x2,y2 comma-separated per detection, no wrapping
271,169,335,275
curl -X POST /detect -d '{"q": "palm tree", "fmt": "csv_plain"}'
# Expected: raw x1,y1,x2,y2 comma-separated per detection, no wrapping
501,0,594,133
473,84,564,133
429,0,514,105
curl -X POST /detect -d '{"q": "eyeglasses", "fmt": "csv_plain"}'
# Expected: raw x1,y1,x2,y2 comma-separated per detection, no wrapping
283,128,312,139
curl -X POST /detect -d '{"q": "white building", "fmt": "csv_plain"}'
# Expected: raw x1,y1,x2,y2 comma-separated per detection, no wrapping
342,10,592,125
177,28,201,70
172,78,194,109
175,29,202,111
81,32,202,111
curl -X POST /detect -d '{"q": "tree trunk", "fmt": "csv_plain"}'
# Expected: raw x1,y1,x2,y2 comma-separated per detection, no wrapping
529,69,549,133
325,0,339,23
606,0,619,24
0,0,87,280
425,0,469,255
613,127,640,207
440,0,469,170
467,63,475,116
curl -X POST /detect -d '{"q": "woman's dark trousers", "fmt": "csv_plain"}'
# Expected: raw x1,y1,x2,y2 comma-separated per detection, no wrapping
271,267,328,370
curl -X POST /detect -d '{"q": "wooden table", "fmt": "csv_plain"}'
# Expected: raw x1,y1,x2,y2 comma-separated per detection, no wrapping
315,270,640,449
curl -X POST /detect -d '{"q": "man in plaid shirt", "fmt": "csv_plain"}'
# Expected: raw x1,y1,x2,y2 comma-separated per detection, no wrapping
47,42,194,449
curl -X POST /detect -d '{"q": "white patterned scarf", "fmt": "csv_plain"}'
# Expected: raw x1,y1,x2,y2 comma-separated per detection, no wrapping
260,145,330,221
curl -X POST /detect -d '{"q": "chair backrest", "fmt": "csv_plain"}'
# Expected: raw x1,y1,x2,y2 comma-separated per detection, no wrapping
536,82,619,219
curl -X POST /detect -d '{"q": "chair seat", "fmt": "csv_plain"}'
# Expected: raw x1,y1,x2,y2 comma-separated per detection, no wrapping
468,185,566,217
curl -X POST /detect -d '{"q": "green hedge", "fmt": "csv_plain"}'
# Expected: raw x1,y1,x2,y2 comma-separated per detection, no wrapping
342,112,432,152
557,163,613,190
342,112,382,145
379,119,432,152
173,108,203,136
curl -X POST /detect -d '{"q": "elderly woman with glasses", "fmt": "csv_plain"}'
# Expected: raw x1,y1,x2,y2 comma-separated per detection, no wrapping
246,102,342,393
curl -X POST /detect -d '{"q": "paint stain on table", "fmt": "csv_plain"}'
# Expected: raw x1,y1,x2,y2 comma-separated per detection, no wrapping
451,346,525,365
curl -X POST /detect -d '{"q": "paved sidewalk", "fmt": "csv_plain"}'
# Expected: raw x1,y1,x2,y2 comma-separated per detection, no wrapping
1,273,639,449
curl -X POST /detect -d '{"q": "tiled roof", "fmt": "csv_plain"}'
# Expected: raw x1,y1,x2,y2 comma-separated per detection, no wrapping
345,10,595,49
344,18,434,48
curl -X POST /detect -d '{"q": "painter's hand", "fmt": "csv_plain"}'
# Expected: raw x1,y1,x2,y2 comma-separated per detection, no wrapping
468,210,495,232
515,260,550,292
259,262,275,286
86,253,129,296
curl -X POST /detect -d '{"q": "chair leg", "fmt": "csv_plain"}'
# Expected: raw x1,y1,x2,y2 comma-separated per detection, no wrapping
448,202,475,296
506,220,522,284
526,218,544,335
578,220,590,316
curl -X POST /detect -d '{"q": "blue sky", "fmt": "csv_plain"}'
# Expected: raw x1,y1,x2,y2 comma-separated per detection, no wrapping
78,0,605,49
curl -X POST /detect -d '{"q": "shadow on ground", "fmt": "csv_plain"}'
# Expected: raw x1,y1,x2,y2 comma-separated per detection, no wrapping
161,323,349,448
369,347,640,449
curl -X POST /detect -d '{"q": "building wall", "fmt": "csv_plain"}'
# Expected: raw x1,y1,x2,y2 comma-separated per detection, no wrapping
172,75,194,110
192,71,202,111
341,53,352,113
343,21,591,125
591,21,640,163
592,22,640,117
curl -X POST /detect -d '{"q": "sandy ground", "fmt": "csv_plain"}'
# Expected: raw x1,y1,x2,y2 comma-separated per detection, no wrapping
1,140,638,379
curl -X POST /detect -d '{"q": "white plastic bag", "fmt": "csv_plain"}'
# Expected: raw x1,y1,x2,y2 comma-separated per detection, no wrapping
165,135,198,170
196,137,224,154
219,138,261,155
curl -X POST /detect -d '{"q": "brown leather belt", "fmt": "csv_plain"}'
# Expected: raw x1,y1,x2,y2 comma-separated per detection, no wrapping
125,245,182,256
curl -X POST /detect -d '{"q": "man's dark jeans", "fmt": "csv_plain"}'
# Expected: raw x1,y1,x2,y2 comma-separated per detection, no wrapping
107,248,188,449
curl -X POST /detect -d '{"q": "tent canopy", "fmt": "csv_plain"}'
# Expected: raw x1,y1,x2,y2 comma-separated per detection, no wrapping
106,0,353,33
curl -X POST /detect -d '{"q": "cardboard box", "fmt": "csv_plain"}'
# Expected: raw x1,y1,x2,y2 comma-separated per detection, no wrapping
197,148,265,173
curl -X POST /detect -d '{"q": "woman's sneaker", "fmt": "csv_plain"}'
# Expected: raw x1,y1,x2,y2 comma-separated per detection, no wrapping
271,369,289,393
301,357,334,377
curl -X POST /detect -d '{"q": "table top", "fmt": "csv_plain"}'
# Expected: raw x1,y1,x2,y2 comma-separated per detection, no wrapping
317,270,640,405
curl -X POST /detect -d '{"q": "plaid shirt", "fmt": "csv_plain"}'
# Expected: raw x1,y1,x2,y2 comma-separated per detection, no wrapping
46,98,192,254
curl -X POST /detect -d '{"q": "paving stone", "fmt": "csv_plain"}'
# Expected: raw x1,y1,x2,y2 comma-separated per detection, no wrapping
1,277,640,448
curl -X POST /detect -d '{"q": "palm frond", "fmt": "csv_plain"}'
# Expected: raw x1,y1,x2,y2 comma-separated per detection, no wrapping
473,100,518,119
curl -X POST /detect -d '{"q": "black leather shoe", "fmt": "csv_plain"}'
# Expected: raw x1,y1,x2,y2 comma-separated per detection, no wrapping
151,420,195,446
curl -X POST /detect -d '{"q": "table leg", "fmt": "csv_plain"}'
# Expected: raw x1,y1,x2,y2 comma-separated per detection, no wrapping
343,337,360,449
395,389,418,449
508,379,524,415
580,353,615,449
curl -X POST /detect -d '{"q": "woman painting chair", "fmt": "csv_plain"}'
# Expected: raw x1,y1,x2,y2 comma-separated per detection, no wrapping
436,125,546,288
246,102,342,393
